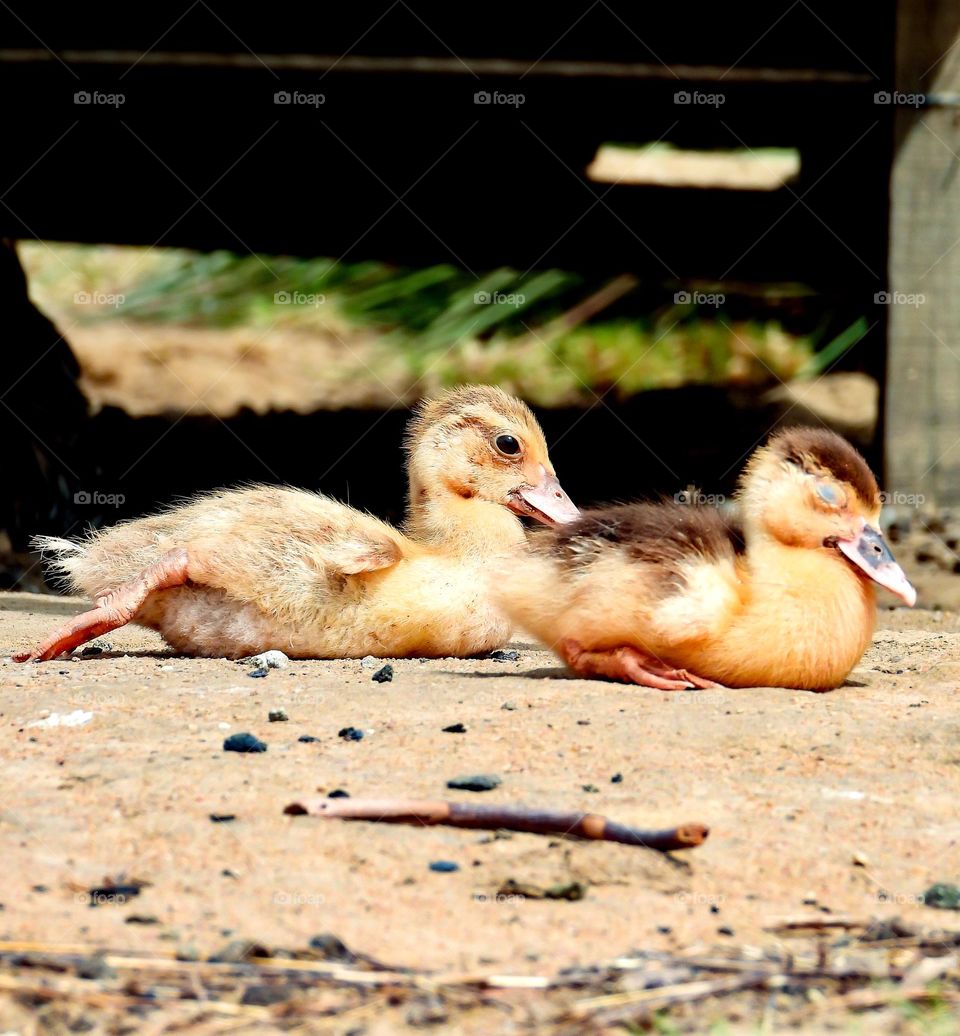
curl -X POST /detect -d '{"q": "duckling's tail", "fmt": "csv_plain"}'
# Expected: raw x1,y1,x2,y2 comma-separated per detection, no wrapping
32,534,90,594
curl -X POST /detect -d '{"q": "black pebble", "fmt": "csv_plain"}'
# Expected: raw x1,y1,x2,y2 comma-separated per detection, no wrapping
489,650,520,662
657,925,672,935
248,667,269,679
372,664,393,683
241,985,292,1006
309,933,357,963
718,925,735,936
223,732,267,753
447,774,501,792
442,722,467,734
611,773,623,783
582,784,599,793
338,727,364,741
298,735,319,743
88,885,142,907
208,940,270,963
209,814,236,823
328,789,350,799
429,860,460,873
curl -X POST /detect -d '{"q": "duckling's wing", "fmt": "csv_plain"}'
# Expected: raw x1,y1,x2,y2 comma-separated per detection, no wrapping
560,502,744,640
502,502,744,650
321,532,402,575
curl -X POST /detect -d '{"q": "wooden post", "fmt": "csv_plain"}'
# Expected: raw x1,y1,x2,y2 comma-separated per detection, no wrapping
886,1,960,504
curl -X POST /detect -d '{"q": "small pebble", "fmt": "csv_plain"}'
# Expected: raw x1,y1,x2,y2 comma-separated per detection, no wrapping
718,926,735,936
223,732,267,754
327,789,350,799
657,925,672,935
442,722,467,734
489,649,520,662
611,773,623,783
268,709,288,723
360,656,379,669
447,774,501,792
429,860,460,873
582,784,599,793
248,667,269,679
208,940,270,963
209,814,236,823
125,914,159,925
88,884,142,906
338,727,364,742
79,642,112,656
501,701,518,711
237,650,289,669
852,851,869,867
372,664,393,683
298,735,320,743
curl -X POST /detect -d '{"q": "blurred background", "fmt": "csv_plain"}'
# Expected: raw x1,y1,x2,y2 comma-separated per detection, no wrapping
4,1,956,600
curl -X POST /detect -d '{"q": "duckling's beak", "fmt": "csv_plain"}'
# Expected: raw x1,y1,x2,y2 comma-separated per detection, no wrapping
835,523,917,606
508,467,580,525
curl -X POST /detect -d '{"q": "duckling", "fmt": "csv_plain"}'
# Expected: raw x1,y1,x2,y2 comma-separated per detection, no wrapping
494,427,915,691
14,386,578,662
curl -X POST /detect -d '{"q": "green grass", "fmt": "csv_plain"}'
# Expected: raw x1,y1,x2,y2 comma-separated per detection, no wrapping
21,243,864,407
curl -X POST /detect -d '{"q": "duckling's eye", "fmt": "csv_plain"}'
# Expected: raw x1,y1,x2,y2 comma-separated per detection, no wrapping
495,434,522,457
816,483,841,507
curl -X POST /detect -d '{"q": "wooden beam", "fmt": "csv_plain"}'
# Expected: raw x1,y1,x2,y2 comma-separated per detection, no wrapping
887,0,960,504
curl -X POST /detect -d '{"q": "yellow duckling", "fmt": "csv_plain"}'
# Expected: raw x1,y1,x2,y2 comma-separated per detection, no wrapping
494,427,915,691
15,386,578,662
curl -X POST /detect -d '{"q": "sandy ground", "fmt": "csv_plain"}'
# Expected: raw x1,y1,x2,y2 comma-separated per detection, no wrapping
2,595,960,1031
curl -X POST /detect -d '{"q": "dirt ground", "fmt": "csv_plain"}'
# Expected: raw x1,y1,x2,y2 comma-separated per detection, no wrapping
2,593,960,1031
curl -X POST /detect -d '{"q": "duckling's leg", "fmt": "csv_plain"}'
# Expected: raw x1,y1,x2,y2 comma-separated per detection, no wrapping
13,548,192,662
559,639,723,691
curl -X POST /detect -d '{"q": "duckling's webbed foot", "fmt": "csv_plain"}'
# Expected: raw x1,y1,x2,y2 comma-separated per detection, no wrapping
13,548,191,662
558,638,722,691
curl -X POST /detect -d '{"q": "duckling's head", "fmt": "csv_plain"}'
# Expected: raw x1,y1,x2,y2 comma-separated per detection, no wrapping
738,427,916,606
404,385,579,529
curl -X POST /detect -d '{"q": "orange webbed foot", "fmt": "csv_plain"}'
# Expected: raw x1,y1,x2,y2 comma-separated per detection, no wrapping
13,547,192,663
559,638,724,691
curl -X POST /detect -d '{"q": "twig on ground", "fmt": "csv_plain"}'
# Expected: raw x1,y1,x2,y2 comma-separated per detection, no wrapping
283,797,708,852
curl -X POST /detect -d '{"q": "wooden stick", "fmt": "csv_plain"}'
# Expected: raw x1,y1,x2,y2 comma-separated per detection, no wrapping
283,798,708,852
569,973,777,1023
